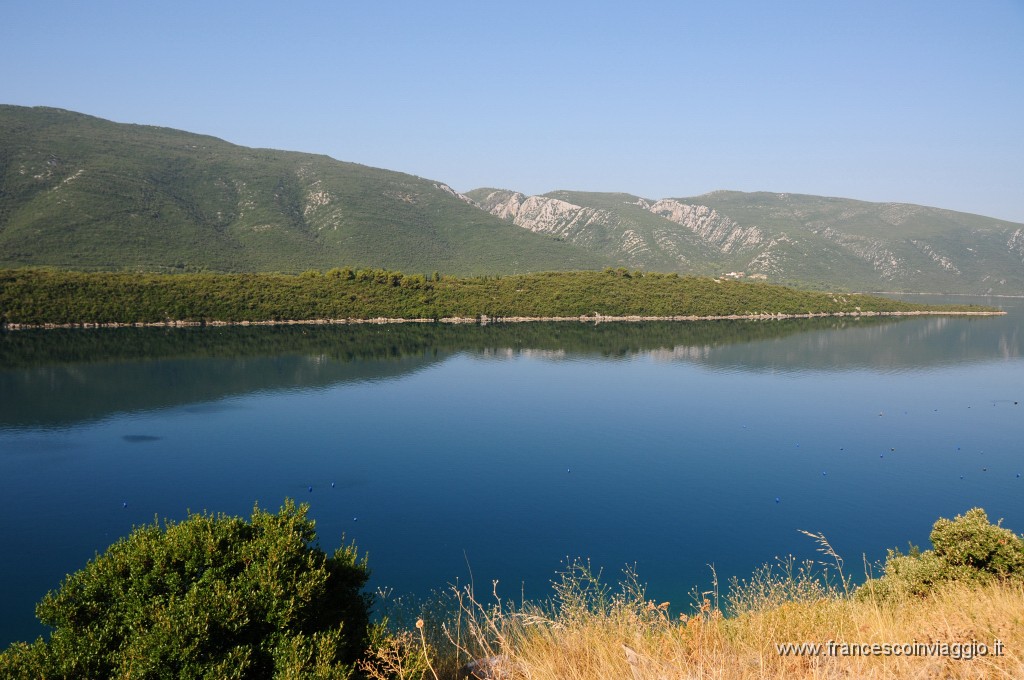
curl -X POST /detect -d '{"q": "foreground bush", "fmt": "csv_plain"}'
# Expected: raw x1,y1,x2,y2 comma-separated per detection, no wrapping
859,507,1024,600
0,500,370,679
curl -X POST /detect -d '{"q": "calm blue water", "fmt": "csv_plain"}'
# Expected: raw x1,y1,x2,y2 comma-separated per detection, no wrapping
1,297,1022,646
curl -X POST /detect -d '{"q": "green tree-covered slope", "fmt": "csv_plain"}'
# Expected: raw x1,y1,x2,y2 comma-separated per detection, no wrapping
0,106,609,275
0,268,992,328
466,188,1024,293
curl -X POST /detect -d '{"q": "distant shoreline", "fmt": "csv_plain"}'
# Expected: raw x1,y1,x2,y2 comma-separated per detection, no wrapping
870,291,1024,299
1,309,1005,331
2,269,1007,330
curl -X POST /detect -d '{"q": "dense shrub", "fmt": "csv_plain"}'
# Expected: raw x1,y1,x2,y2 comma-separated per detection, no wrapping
0,500,371,679
0,268,993,327
858,508,1024,600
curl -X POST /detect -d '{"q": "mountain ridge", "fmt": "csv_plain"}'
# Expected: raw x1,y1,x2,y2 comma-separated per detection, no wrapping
0,105,609,275
1,105,1021,293
465,187,1023,293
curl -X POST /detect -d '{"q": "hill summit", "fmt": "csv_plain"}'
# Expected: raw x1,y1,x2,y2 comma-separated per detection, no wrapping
0,105,606,275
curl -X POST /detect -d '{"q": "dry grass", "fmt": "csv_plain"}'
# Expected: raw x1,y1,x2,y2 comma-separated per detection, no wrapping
361,560,1024,680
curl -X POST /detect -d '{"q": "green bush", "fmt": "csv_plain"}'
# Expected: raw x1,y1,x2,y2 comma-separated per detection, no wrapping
0,500,371,679
858,508,1024,600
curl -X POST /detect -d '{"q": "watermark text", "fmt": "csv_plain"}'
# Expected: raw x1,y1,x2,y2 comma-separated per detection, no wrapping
777,639,1003,660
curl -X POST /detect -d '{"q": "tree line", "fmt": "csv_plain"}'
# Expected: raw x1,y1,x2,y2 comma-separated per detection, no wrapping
0,268,990,327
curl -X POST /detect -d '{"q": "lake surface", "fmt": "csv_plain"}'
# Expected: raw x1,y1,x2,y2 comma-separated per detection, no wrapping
2,296,1022,647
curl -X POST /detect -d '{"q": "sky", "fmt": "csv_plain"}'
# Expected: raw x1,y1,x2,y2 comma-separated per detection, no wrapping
3,1,1023,222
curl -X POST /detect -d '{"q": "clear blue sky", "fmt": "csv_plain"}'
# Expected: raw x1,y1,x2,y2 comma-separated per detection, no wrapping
4,1,1023,221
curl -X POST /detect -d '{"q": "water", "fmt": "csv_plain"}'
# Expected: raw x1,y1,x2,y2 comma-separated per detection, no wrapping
1,297,1022,646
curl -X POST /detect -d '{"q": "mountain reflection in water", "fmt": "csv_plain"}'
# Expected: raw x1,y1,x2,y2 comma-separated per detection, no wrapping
2,302,1019,429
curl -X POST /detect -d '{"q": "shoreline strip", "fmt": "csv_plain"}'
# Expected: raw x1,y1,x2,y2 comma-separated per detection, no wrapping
0,309,1006,331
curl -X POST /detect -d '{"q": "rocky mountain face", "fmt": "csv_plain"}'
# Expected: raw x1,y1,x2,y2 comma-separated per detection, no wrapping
466,188,1024,293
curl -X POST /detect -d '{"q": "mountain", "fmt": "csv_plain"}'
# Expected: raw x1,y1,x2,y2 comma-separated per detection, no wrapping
465,188,1024,293
0,106,609,275
3,105,1021,292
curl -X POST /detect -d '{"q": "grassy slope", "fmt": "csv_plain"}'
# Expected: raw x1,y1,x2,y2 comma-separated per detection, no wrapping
0,106,610,275
400,579,1024,679
369,511,1024,679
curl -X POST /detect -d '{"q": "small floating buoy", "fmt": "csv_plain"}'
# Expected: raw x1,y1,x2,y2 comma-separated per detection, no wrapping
1017,473,1021,478
122,501,128,508
331,482,336,488
822,471,827,476
890,448,895,452
982,467,987,472
960,475,964,480
308,485,313,492
353,517,358,522
880,454,884,458
775,497,780,504
567,468,571,473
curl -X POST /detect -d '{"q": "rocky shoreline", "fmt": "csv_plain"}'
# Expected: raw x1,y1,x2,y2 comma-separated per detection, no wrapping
0,309,1005,331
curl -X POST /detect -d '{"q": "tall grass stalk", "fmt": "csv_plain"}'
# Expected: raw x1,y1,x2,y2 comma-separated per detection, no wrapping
364,559,1024,679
